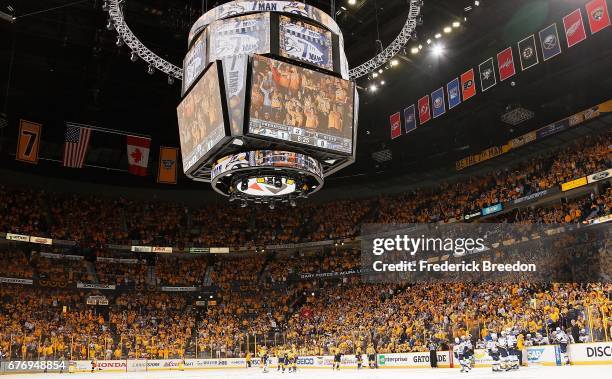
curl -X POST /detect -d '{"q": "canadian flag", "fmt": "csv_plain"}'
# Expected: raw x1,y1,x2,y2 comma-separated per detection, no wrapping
126,135,151,176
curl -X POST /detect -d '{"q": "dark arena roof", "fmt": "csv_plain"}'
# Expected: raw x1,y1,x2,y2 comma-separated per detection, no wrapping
0,0,610,199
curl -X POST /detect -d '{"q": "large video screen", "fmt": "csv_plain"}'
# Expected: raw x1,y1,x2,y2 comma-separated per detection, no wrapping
209,13,270,61
209,13,270,135
182,31,207,95
177,63,226,173
279,15,333,72
249,55,354,154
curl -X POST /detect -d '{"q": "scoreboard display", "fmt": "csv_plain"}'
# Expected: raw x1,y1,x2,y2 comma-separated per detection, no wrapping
248,55,354,154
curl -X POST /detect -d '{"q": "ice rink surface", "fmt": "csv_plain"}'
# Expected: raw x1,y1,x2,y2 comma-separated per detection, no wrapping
11,366,611,379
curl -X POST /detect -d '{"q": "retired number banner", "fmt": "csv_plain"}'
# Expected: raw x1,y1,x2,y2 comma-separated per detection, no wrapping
16,120,42,164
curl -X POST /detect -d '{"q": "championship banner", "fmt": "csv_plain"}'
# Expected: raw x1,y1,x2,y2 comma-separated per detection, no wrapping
403,105,416,134
16,120,41,164
478,58,497,91
539,23,562,61
390,112,401,139
518,35,539,70
157,147,178,184
563,9,587,48
496,47,516,81
446,78,461,109
460,69,476,101
561,176,588,191
585,0,611,34
431,87,445,118
417,95,431,124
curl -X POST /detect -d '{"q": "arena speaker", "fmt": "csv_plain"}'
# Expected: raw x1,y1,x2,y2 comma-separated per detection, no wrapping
177,1,358,207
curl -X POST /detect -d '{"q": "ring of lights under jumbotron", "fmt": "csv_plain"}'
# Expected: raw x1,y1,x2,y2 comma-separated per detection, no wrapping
211,151,324,206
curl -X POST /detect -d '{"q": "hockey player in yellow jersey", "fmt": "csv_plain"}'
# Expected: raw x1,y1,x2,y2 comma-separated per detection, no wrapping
366,344,376,369
288,348,297,373
259,346,269,373
355,346,363,370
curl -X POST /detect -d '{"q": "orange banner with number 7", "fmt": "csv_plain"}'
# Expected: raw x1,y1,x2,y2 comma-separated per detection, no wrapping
16,119,42,164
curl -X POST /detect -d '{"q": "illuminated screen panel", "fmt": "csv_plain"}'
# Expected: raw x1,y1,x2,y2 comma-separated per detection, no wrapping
208,13,270,60
223,55,248,136
209,13,270,136
249,55,354,154
177,63,226,173
182,31,207,95
279,15,333,71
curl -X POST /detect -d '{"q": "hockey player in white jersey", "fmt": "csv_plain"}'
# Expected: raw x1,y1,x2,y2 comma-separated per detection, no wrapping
553,328,570,364
534,332,549,345
506,329,520,370
487,333,502,372
578,329,589,343
454,337,472,373
497,331,509,371
524,334,534,347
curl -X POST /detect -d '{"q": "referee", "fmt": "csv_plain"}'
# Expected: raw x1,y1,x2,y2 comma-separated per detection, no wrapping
428,340,438,368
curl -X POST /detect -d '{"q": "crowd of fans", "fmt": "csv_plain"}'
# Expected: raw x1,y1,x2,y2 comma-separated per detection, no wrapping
0,133,608,247
0,132,610,360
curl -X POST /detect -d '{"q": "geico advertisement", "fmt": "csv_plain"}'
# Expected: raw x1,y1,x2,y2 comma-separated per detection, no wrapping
568,342,612,363
377,352,450,367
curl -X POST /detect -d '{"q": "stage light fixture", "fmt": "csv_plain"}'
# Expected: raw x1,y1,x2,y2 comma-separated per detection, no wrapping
475,0,480,6
411,47,419,54
369,84,378,92
418,44,423,50
167,76,174,85
453,21,461,27
372,72,379,78
106,19,114,30
116,36,123,47
269,202,275,210
147,65,155,75
390,59,399,66
443,26,452,33
380,81,385,85
378,69,383,74
348,0,357,5
130,51,138,62
426,39,432,44
435,33,442,39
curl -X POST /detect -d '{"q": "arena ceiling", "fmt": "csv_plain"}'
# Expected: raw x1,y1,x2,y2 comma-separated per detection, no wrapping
0,0,611,192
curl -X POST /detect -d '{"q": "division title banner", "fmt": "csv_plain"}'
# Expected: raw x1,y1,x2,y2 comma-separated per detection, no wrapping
360,223,610,284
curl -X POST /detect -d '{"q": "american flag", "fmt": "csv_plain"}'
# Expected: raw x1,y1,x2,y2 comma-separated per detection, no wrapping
63,125,91,168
